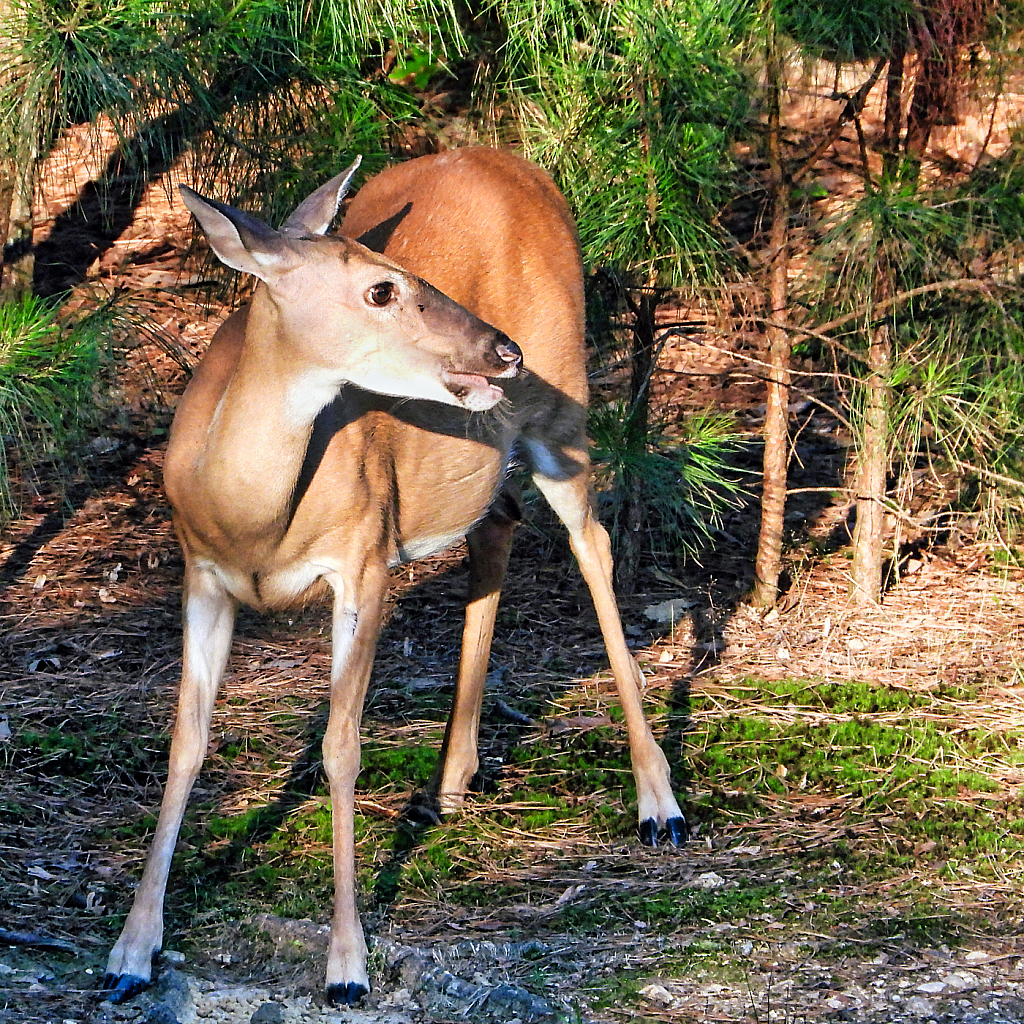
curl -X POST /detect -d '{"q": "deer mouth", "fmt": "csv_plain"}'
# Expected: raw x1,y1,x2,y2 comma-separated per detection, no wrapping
442,371,506,411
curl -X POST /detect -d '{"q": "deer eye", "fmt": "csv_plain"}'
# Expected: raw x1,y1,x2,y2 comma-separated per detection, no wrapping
367,281,397,307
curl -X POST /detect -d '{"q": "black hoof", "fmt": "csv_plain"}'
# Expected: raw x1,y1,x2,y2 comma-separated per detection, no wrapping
101,972,150,1003
402,792,442,826
665,815,689,846
639,818,659,847
326,980,369,1005
639,815,689,847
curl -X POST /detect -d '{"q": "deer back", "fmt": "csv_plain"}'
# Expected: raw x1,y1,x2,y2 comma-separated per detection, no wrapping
339,148,592,515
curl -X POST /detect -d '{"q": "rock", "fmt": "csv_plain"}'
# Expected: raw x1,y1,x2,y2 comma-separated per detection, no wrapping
144,1006,179,1024
905,995,935,1016
643,598,695,624
640,983,674,1007
940,971,976,992
691,872,727,890
150,968,196,1019
250,1003,284,1024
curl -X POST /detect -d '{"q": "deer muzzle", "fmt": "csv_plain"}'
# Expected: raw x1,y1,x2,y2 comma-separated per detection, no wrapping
442,331,522,411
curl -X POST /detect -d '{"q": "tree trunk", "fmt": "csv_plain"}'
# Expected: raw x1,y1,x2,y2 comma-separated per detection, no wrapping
850,321,891,603
752,14,791,608
881,41,905,182
1,156,35,300
0,160,13,270
849,50,903,605
617,287,658,594
0,0,35,300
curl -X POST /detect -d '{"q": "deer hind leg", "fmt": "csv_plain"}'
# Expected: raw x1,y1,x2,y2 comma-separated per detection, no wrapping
411,497,519,822
322,562,388,1005
103,564,236,1002
529,456,687,847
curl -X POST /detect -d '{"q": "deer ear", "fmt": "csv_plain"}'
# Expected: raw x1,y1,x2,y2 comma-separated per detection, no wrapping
281,156,363,237
180,186,298,281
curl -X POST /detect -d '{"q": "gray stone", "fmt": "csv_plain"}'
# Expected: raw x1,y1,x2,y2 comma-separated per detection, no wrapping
250,1002,285,1024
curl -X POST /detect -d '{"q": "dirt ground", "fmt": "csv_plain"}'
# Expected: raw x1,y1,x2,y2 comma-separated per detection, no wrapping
3,96,1024,1024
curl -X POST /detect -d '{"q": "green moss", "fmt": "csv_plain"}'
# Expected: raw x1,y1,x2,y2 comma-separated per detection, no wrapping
674,676,1024,874
359,742,437,792
11,719,168,784
557,881,781,934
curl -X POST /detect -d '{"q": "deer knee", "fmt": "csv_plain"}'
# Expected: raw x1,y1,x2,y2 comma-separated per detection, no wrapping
322,720,361,788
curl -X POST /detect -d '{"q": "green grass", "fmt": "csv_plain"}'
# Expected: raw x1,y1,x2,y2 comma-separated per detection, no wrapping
688,680,1022,829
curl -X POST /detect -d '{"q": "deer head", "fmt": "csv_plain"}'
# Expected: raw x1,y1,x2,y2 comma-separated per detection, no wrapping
179,165,522,412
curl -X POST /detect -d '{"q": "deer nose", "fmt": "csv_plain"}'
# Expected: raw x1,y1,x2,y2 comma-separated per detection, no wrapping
495,336,523,369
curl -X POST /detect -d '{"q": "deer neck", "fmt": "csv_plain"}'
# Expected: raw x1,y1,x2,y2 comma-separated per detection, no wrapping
191,304,349,539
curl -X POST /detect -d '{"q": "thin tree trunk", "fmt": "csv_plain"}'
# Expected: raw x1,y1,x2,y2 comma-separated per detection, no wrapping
905,51,951,161
849,50,903,605
0,0,12,257
617,287,658,594
613,64,663,595
850,321,890,603
0,160,13,272
1,156,35,299
0,0,35,300
752,13,791,608
881,41,905,182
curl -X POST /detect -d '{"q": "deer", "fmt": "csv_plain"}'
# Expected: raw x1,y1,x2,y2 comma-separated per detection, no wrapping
102,148,686,1006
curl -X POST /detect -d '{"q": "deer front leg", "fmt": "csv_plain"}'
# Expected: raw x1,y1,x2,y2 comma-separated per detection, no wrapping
103,564,236,1001
532,468,687,847
322,564,387,1005
413,509,517,822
